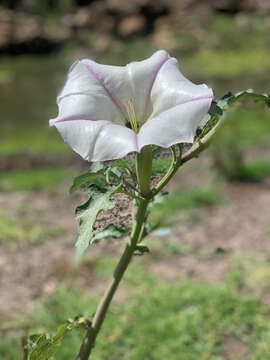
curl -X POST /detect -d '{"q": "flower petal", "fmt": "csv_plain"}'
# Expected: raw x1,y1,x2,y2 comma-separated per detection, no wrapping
56,61,126,125
54,119,138,161
125,50,170,123
80,50,170,124
138,97,212,149
148,57,213,120
51,50,173,136
50,50,213,162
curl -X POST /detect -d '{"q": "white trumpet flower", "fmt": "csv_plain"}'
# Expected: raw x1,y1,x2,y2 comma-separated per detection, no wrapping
50,50,213,161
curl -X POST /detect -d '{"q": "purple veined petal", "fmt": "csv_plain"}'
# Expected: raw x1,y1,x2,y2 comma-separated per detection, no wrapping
148,56,213,120
137,95,213,150
80,59,127,121
80,50,171,125
49,114,97,127
53,50,173,130
57,61,126,126
125,50,170,123
53,119,138,162
50,49,214,162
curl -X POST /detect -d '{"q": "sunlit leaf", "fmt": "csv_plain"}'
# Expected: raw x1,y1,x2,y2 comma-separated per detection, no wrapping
70,163,105,194
75,185,122,263
29,324,69,360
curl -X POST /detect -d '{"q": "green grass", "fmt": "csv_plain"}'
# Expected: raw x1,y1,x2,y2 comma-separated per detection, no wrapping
227,253,270,294
0,167,75,191
211,104,270,181
215,106,270,149
0,127,69,155
236,159,270,182
212,157,270,183
0,210,62,248
3,266,270,359
149,187,223,225
183,48,270,79
152,157,171,175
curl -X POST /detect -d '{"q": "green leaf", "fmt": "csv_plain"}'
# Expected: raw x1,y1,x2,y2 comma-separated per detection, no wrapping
134,244,150,255
29,323,69,360
69,163,105,194
218,90,270,110
92,224,127,244
209,101,223,116
196,90,270,142
75,185,121,263
27,317,91,360
105,159,134,182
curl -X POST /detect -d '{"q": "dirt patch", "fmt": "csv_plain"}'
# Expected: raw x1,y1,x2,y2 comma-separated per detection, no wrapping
0,152,85,172
151,254,230,283
149,174,270,284
0,241,128,322
177,180,270,255
223,334,250,360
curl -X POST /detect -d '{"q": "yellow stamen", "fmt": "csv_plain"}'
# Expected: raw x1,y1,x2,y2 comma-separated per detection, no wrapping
126,99,138,133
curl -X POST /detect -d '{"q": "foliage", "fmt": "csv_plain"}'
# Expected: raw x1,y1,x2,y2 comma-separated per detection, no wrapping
0,211,60,248
149,187,223,226
0,128,69,155
0,168,75,191
75,184,122,263
34,0,74,17
27,318,90,360
210,95,270,181
4,267,270,359
195,90,270,182
184,49,270,78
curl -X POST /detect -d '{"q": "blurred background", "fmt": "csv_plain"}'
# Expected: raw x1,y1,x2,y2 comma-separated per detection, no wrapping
0,0,270,359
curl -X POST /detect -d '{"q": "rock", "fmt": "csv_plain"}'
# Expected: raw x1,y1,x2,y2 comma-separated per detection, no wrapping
153,18,176,50
118,15,146,36
72,7,93,28
92,34,112,52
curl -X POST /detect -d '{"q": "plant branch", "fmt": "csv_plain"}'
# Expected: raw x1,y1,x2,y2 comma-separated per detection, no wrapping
151,119,223,197
181,118,223,163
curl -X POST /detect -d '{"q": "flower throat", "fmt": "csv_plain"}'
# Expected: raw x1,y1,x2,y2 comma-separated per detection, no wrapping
126,99,138,133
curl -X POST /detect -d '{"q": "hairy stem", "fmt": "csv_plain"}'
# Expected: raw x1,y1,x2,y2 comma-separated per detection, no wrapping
76,198,149,360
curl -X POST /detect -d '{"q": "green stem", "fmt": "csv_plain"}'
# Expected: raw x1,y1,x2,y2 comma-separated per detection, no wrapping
136,145,152,196
76,198,149,360
152,146,181,197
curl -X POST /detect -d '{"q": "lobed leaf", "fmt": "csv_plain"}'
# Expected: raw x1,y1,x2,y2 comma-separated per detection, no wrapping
27,317,91,360
75,185,122,264
29,323,69,360
69,162,105,194
92,224,127,244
